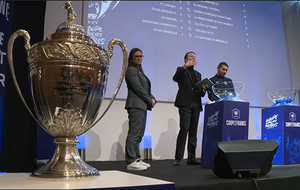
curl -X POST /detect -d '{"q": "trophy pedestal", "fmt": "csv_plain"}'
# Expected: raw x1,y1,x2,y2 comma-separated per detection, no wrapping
201,101,249,168
31,137,99,178
261,106,300,165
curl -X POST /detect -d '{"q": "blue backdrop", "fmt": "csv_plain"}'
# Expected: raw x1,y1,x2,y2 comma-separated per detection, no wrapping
0,1,15,155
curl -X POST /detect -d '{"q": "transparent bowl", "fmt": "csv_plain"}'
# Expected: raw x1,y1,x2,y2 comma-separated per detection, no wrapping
212,81,245,102
268,88,299,107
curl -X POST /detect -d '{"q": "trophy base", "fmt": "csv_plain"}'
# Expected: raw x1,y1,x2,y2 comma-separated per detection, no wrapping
31,137,99,178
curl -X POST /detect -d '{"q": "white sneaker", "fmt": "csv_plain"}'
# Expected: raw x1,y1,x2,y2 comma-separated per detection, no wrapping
127,161,147,171
137,159,151,168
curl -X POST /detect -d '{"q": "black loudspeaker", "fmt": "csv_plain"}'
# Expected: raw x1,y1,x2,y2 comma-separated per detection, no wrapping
213,140,278,178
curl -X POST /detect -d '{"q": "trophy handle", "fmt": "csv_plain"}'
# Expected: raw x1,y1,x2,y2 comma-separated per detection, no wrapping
90,39,128,128
7,29,46,129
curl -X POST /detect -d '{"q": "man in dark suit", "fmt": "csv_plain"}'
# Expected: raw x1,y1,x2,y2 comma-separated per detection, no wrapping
173,51,208,166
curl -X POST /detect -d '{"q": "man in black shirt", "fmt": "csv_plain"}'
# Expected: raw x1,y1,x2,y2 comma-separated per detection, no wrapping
173,52,208,166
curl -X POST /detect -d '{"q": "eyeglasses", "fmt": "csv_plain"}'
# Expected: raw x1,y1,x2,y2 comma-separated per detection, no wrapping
134,55,144,59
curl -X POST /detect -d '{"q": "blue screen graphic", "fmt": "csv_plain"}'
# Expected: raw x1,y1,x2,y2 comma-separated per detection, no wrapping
86,1,289,107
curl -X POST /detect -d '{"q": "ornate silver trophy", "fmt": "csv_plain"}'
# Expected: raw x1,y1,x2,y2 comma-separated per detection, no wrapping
7,1,127,178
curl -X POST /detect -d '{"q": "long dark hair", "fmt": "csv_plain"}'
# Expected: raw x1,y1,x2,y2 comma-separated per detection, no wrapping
128,47,144,73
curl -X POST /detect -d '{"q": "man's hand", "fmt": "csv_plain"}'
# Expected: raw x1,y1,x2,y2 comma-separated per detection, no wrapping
202,84,209,91
185,59,197,67
183,52,197,69
202,84,209,93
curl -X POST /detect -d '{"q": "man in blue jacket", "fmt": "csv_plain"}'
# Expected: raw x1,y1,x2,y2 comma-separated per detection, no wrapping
208,62,233,102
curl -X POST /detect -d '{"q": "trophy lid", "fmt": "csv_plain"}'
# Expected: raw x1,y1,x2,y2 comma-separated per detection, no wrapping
46,1,94,44
27,1,108,66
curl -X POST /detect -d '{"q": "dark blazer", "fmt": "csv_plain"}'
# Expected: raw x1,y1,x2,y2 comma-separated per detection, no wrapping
125,66,156,111
173,66,205,111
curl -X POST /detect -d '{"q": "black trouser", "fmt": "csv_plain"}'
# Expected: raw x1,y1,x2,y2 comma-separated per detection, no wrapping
175,102,201,160
125,108,147,165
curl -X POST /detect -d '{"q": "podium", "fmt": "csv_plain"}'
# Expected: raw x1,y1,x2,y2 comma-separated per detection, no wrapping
261,106,300,165
201,101,249,168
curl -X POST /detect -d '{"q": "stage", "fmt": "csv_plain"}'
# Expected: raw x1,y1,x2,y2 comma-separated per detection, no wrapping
87,159,300,190
0,159,299,189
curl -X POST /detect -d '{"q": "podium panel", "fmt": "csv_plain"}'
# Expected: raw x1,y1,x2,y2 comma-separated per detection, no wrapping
261,106,300,165
201,101,249,168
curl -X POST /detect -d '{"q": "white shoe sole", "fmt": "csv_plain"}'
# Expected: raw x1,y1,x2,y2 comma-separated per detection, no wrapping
127,166,147,171
140,163,150,168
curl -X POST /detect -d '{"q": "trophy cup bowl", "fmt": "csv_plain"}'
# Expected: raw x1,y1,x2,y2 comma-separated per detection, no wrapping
7,2,128,178
212,81,245,102
268,88,299,107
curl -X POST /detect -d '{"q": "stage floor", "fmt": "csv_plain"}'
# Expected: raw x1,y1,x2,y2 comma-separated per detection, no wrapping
0,170,175,189
1,159,299,190
87,159,300,190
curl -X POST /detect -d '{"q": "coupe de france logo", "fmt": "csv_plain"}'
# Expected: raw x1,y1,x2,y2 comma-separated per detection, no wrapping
88,1,120,21
289,112,296,122
232,108,240,120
